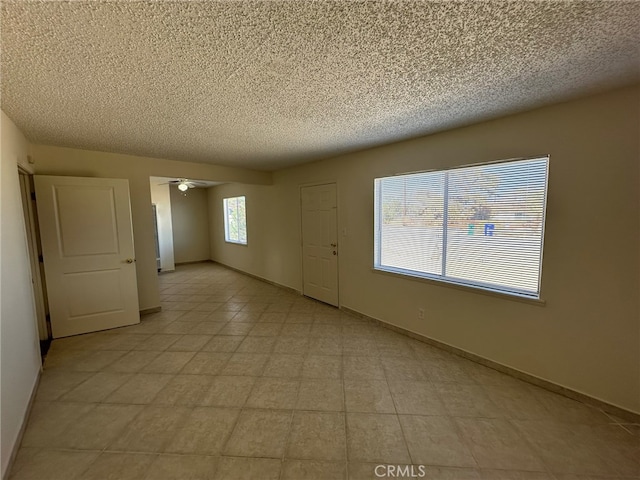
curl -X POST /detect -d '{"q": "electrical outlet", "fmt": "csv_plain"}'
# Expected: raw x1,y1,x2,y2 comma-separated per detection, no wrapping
417,308,425,320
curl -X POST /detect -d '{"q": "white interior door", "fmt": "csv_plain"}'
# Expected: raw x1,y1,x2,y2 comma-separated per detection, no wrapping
34,175,140,338
301,183,339,306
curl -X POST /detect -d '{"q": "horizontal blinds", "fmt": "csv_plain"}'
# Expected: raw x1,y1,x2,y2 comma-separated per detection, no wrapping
445,158,548,295
374,157,549,298
376,172,444,276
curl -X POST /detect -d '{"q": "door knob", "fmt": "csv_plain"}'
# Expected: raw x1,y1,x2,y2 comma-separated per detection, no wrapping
332,251,337,256
125,258,135,263
330,243,337,247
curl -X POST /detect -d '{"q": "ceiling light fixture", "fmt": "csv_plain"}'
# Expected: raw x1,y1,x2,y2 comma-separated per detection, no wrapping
178,182,189,192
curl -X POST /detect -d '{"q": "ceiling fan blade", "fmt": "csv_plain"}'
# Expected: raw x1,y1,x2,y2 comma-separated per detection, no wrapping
158,179,209,189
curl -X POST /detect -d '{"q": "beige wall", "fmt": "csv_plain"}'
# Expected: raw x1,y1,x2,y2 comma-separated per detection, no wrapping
209,184,289,280
170,185,210,264
0,112,42,476
30,145,271,310
209,85,640,413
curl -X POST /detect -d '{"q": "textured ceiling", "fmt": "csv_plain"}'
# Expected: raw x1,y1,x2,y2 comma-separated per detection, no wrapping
2,1,639,171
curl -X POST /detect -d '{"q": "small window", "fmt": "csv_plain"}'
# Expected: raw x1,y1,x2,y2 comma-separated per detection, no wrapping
374,157,549,299
223,196,247,245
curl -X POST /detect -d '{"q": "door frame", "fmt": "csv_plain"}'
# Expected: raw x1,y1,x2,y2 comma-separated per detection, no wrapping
18,165,50,341
299,180,340,307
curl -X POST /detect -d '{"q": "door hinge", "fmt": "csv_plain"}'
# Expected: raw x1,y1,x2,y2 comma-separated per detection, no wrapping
30,191,36,201
38,254,43,263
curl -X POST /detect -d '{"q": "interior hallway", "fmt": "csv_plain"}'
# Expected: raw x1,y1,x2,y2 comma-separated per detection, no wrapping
8,263,639,480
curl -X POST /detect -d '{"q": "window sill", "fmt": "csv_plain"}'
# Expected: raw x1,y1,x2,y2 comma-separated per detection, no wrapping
224,241,248,246
371,267,546,307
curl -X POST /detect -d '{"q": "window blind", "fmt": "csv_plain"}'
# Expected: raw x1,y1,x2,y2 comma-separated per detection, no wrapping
374,157,549,298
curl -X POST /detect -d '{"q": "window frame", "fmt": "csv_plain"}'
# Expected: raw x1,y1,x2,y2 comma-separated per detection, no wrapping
373,156,549,300
223,195,247,245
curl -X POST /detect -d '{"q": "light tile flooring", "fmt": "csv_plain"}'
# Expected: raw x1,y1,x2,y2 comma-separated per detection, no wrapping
10,263,639,480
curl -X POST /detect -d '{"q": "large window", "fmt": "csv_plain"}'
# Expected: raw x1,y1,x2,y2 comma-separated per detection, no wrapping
223,196,247,245
374,157,549,298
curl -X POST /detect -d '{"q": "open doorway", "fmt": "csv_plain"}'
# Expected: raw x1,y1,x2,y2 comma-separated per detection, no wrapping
149,176,222,274
17,167,50,353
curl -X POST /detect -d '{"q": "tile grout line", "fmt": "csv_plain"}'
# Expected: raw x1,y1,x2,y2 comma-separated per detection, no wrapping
504,416,556,477
25,264,638,480
381,345,417,469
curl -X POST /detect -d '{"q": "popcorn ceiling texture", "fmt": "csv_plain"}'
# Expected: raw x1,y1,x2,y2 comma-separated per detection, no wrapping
1,1,639,171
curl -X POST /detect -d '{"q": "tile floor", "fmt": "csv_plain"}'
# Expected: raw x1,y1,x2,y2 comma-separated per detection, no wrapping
9,263,639,479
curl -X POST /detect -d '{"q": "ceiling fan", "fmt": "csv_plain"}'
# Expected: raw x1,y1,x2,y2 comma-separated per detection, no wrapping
161,178,208,192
